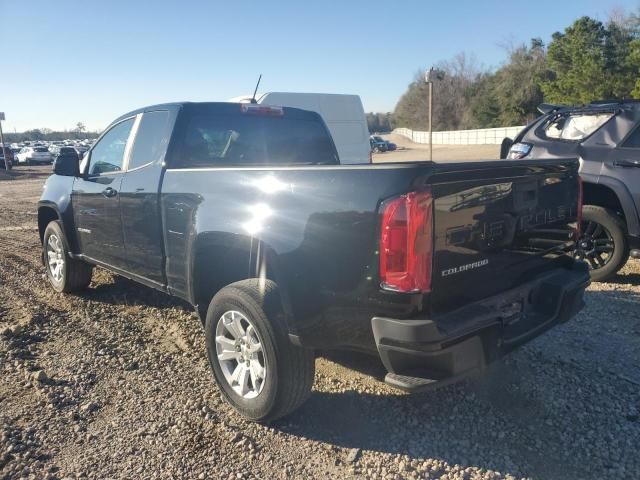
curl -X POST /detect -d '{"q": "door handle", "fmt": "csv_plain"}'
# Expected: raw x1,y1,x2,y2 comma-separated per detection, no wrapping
614,159,640,168
102,187,118,198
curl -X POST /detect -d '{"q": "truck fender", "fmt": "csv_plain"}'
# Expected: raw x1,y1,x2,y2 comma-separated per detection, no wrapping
584,173,640,236
188,232,297,335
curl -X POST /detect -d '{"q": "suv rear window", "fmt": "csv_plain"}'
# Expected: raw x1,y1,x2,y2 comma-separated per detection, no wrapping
173,104,339,168
34,147,49,152
543,113,613,141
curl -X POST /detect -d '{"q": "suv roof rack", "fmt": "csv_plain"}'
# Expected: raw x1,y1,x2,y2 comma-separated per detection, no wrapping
590,99,640,105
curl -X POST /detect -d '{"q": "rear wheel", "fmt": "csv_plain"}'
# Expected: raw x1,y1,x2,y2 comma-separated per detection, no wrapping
574,205,629,282
43,221,93,292
205,279,315,422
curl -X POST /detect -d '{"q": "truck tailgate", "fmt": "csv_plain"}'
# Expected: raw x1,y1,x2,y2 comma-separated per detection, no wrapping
429,159,581,316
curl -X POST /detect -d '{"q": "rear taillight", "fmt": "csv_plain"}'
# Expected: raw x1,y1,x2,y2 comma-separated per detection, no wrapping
380,191,433,293
576,175,583,237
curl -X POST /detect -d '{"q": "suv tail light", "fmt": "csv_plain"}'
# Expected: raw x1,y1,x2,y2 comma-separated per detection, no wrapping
576,175,583,237
507,142,532,159
380,190,433,293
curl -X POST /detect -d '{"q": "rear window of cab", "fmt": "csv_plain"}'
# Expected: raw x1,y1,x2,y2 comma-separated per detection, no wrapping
171,104,339,168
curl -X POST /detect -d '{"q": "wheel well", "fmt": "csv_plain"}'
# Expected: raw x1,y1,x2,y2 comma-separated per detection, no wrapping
191,239,273,324
38,207,59,243
582,183,625,223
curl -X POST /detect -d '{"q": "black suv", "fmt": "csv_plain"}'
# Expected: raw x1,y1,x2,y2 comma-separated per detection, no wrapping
502,100,640,281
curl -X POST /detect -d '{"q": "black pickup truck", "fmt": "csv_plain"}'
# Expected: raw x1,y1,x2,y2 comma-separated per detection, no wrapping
38,102,589,421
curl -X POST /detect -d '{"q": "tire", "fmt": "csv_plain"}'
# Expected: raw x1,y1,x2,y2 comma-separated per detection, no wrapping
205,279,315,422
575,205,629,282
43,221,93,293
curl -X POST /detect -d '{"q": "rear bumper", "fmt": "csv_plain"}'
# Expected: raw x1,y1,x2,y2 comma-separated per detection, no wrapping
372,262,590,392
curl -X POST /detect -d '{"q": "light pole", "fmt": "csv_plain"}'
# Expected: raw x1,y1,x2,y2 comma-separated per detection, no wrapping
0,112,8,170
424,68,444,161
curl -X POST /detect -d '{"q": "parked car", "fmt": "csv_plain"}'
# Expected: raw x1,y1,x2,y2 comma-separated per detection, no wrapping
502,99,640,281
16,146,53,165
370,135,388,152
383,138,397,151
0,144,14,169
39,101,589,422
50,145,80,162
74,146,89,158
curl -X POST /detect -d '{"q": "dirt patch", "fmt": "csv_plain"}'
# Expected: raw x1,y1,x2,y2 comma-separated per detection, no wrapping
373,134,500,163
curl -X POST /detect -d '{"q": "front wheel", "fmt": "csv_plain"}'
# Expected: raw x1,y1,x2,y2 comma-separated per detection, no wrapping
574,205,629,282
43,221,93,292
205,279,315,422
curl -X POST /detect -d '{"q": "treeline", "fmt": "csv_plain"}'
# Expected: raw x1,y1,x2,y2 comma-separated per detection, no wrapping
366,112,394,133
5,129,100,143
392,12,640,131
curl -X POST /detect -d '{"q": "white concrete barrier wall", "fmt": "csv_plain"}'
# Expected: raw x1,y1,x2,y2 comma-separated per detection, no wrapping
393,126,525,145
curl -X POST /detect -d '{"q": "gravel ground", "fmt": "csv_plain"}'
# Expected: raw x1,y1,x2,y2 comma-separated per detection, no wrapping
1,166,639,480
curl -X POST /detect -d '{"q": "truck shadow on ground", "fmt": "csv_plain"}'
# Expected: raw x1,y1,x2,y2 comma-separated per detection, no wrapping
277,362,560,477
76,267,638,479
273,283,640,479
602,271,640,286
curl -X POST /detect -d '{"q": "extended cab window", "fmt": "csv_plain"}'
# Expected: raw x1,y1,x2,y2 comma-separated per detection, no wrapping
87,118,134,175
543,112,613,141
128,111,172,170
173,104,339,167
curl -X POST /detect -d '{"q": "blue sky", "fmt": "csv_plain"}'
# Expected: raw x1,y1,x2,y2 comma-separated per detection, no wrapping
1,0,636,132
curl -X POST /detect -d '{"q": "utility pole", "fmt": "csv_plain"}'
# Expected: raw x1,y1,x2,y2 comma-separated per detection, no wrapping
428,80,433,162
424,68,445,162
0,112,8,170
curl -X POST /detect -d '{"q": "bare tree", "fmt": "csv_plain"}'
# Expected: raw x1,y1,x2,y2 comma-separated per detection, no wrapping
394,52,482,131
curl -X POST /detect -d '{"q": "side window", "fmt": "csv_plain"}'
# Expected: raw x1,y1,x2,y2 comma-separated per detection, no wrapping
621,125,640,149
87,118,134,175
128,110,172,170
543,113,613,141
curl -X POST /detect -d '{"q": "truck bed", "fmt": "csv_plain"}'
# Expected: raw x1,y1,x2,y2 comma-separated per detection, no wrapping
160,158,581,350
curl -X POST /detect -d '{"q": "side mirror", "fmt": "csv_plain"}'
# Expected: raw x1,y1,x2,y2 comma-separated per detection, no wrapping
54,154,80,177
500,137,513,159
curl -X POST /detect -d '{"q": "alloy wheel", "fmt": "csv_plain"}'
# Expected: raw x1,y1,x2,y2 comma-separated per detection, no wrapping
46,234,65,282
215,310,267,399
574,220,614,270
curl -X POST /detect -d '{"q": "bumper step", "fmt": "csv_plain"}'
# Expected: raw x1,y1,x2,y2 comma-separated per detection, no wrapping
385,368,481,394
384,373,438,392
